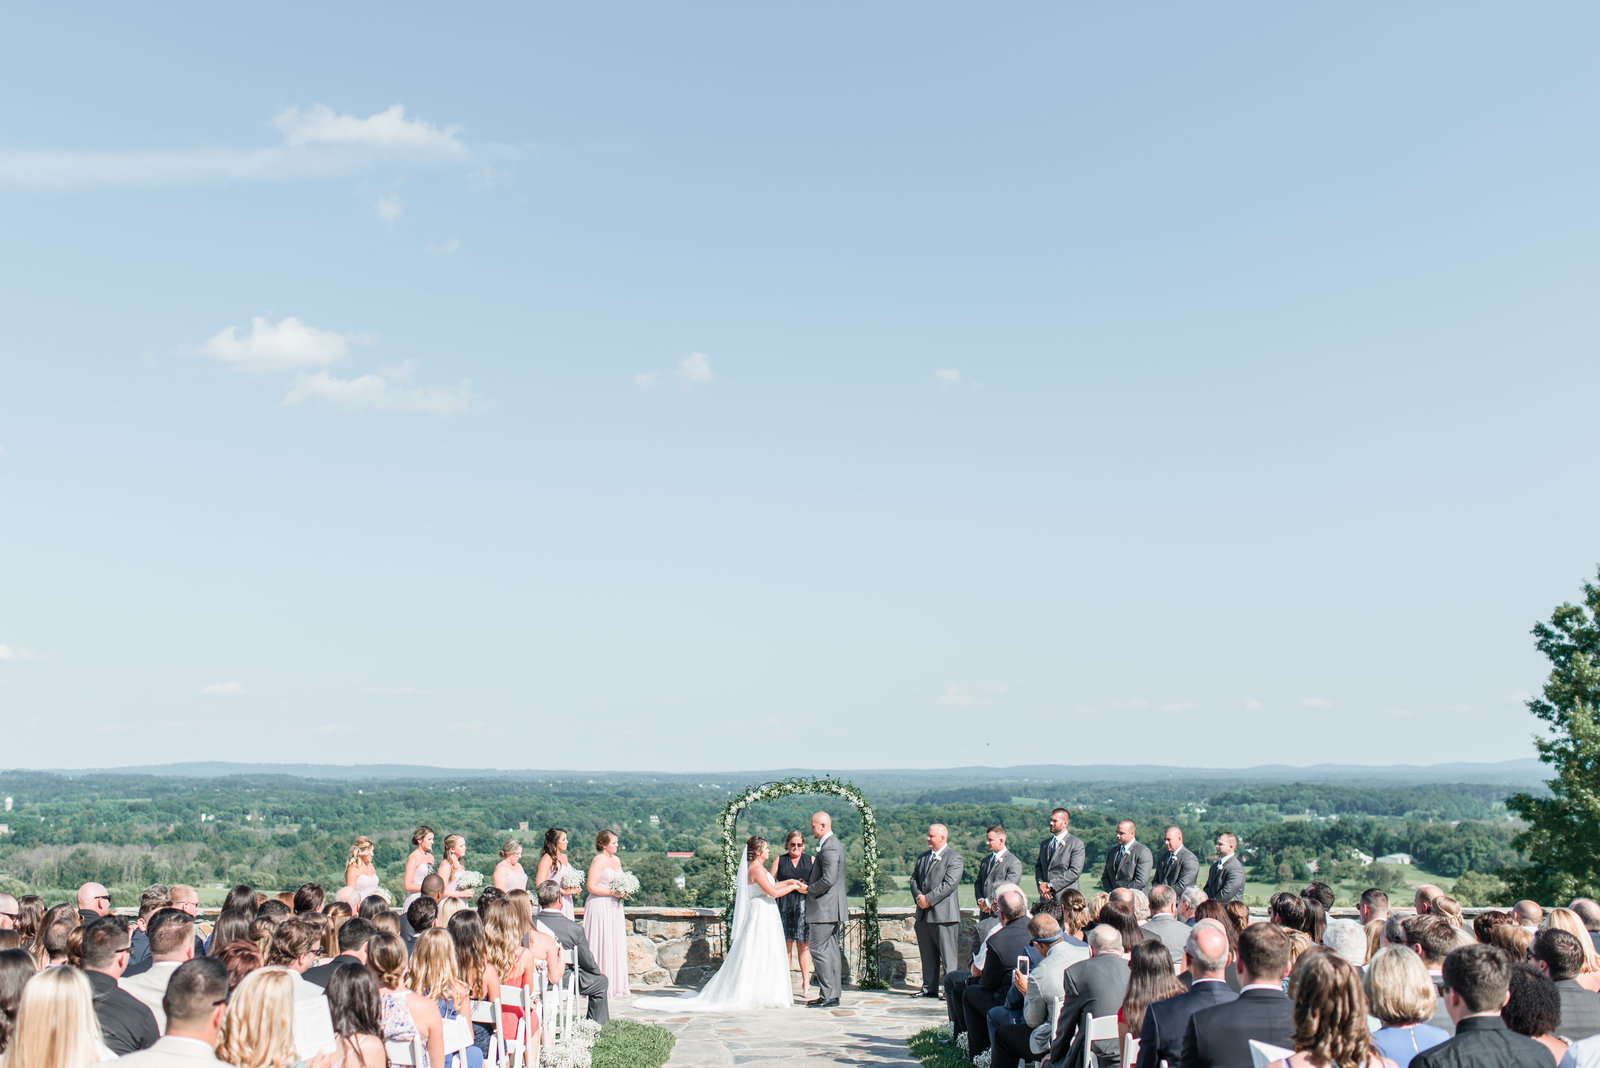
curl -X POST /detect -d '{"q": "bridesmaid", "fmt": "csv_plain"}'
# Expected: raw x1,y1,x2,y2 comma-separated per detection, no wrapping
436,834,473,900
534,828,579,919
583,830,630,996
493,839,528,892
346,836,380,899
403,825,435,909
772,829,814,998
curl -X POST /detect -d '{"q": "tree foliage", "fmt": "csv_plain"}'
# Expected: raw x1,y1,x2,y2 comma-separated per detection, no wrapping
1507,568,1600,902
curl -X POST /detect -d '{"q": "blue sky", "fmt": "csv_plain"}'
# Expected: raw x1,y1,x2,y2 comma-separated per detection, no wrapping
2,5,1597,771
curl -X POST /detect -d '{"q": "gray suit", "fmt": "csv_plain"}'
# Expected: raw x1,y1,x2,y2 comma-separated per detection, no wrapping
1025,940,1091,1054
975,848,1024,907
1154,847,1199,895
1201,855,1246,904
1555,978,1600,1041
1100,840,1154,892
807,832,847,1001
1141,913,1191,970
1036,834,1085,899
1049,953,1132,1068
909,847,964,995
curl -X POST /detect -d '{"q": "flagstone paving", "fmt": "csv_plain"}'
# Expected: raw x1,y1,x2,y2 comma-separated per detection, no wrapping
619,988,948,1067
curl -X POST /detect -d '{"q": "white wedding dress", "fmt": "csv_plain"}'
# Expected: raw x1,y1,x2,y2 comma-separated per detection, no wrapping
635,864,791,1013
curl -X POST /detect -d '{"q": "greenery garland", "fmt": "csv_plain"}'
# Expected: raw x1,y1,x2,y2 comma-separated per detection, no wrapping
718,775,885,988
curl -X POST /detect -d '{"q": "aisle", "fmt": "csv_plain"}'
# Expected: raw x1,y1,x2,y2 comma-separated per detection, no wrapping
619,988,948,1067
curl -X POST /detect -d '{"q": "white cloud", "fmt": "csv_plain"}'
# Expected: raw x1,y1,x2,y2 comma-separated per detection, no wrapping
1244,698,1264,712
283,361,476,416
426,238,461,255
1160,702,1200,712
0,645,43,662
937,686,975,706
374,194,404,223
202,316,358,374
634,352,715,390
1116,699,1151,709
0,104,467,191
362,686,424,696
1302,696,1333,708
200,681,244,696
934,368,962,388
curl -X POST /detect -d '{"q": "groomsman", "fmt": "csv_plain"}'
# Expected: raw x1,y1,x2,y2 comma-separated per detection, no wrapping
909,824,964,998
1035,808,1085,901
1100,820,1153,892
1154,826,1199,896
975,825,1023,916
1202,832,1246,904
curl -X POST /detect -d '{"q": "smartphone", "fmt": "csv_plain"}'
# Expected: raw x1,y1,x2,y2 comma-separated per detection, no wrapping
1016,955,1030,977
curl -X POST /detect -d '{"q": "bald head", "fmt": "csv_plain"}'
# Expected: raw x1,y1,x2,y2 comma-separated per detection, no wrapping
811,812,832,838
1185,920,1231,976
1109,887,1135,908
0,894,16,931
1088,925,1123,955
927,824,948,850
78,882,110,915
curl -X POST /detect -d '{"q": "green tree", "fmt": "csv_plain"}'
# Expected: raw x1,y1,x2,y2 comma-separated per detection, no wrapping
1451,871,1509,907
1506,569,1600,902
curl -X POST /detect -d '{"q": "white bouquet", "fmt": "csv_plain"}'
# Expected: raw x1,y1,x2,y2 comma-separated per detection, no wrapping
560,868,584,891
456,870,484,890
610,870,640,896
372,887,393,904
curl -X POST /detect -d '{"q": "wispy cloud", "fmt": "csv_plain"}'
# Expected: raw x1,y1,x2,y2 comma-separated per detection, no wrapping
361,686,425,696
1302,696,1333,708
937,686,975,706
426,238,461,255
200,681,245,696
635,352,715,390
374,194,404,223
1160,702,1200,712
934,368,963,388
1116,699,1151,709
0,104,468,191
1244,698,1264,712
284,360,476,417
201,316,362,374
0,644,44,662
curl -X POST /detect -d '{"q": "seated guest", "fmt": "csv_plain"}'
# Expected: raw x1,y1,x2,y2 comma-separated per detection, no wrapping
1365,921,1385,964
77,881,113,923
127,884,171,969
294,883,326,915
449,910,503,1060
370,910,403,941
945,883,1025,1039
1402,915,1459,1036
990,914,1081,1068
358,895,390,922
81,914,159,1055
1413,886,1443,916
303,916,377,989
212,941,263,994
1224,902,1251,942
1094,899,1145,956
1503,961,1574,1065
324,962,388,1068
410,929,485,1068
167,885,205,958
371,931,447,1068
402,874,447,944
961,888,1032,1059
210,909,252,952
1263,950,1390,1068
1304,899,1328,945
0,946,33,1056
1365,946,1448,1068
1530,928,1600,1040
1179,887,1208,926
533,880,610,1023
116,957,230,1068
1061,889,1091,941
1143,885,1192,970
119,907,197,1030
1284,929,1314,973
1515,901,1544,933
1187,900,1241,992
484,896,551,1050
248,915,280,959
1181,922,1293,1068
405,896,439,951
1490,923,1535,963
1271,892,1311,934
1302,882,1336,913
1048,924,1132,1068
1571,899,1600,955
1323,919,1368,967
1119,940,1184,1053
1138,921,1236,1068
1544,908,1600,992
221,884,258,915
1360,889,1391,926
1472,910,1514,946
8,964,104,1067
255,898,292,924
263,917,327,1001
1430,896,1464,932
215,968,304,1068
1409,943,1549,1068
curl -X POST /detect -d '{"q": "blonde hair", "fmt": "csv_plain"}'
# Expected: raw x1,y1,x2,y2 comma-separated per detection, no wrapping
370,911,401,940
215,968,300,1068
8,965,102,1068
1545,908,1600,973
437,897,466,926
443,834,465,859
347,836,374,868
1364,944,1438,1025
499,839,523,860
482,897,526,979
1432,895,1464,930
409,929,463,1003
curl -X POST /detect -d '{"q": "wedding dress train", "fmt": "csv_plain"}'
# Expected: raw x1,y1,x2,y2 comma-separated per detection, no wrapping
634,874,792,1012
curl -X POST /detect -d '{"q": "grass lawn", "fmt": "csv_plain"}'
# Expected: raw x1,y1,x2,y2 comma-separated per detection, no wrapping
1242,864,1457,908
907,1025,970,1068
591,1019,676,1068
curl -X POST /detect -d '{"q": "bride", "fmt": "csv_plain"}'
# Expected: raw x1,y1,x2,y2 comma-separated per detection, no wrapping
635,836,806,1012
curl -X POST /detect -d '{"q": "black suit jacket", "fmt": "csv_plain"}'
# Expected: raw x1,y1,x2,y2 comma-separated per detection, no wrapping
303,953,365,989
1049,953,1132,1067
1180,987,1292,1068
87,969,160,1056
980,917,1035,996
1409,1015,1553,1068
1137,978,1236,1068
1154,847,1200,895
1556,978,1600,1041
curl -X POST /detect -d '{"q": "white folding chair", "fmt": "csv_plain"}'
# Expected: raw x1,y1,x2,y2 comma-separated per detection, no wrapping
471,996,505,1068
385,1036,426,1067
545,948,579,1043
1081,1012,1119,1068
1122,1032,1141,1067
499,982,538,1068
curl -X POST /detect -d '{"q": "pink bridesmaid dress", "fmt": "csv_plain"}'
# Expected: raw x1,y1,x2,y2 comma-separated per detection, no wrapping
582,867,630,996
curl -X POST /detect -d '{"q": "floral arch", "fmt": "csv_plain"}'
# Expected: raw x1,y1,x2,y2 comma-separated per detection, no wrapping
718,775,885,988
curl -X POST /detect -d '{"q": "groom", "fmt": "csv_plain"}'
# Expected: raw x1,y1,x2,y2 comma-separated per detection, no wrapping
804,810,846,1008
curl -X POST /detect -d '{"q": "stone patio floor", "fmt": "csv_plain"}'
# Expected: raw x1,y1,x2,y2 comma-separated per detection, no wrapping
618,987,948,1067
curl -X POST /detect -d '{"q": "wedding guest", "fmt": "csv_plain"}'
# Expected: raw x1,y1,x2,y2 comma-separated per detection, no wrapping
76,881,112,922
117,958,230,1068
223,885,258,915
128,885,171,968
534,829,580,920
447,910,501,1059
1431,896,1464,932
1224,901,1251,940
346,837,380,900
263,918,328,1002
1414,886,1444,915
1060,889,1091,941
371,931,445,1068
1144,885,1194,969
0,948,35,1062
990,914,1079,1068
322,963,387,1068
7,964,103,1068
492,839,528,892
406,897,439,950
256,899,291,923
1571,898,1600,954
1542,908,1600,991
1515,901,1543,933
534,881,609,1023
211,941,262,993
1094,898,1146,953
1360,889,1391,926
295,883,327,915
1137,921,1237,1068
304,916,377,989
584,829,631,997
33,903,77,968
371,911,403,942
212,909,252,952
1365,945,1448,1068
1048,925,1133,1067
437,898,466,927
120,907,198,1030
1303,882,1336,912
1529,928,1600,1038
1263,950,1391,1068
409,929,483,1068
81,915,159,1055
772,830,814,996
436,835,473,901
358,895,390,922
1471,911,1514,945
1503,962,1574,1066
248,916,280,959
483,897,546,1051
957,888,1031,1058
1183,923,1294,1068
404,826,437,910
1489,923,1535,963
14,897,42,949
1409,943,1549,1068
1180,887,1208,925
1119,939,1184,1053
214,968,302,1068
1324,918,1369,967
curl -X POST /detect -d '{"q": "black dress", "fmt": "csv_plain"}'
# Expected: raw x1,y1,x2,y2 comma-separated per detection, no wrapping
776,853,813,941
